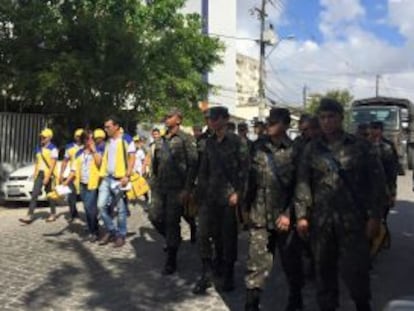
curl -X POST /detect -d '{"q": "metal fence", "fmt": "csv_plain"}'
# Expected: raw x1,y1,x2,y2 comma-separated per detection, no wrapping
0,113,46,166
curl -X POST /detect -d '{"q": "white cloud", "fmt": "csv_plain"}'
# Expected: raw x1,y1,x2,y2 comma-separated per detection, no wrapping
388,0,414,41
319,0,365,39
235,0,414,106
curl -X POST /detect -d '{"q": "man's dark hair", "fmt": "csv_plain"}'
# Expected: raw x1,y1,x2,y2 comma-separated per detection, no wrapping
80,130,92,144
105,115,122,127
152,128,160,133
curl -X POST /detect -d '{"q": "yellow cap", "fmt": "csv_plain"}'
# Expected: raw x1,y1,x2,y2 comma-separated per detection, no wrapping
133,135,140,141
93,128,106,139
40,128,53,138
74,128,84,138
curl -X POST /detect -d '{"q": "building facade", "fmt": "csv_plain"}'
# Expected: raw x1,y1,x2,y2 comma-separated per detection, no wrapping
182,0,237,112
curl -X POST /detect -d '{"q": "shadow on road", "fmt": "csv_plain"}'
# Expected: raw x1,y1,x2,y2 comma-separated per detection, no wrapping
23,225,204,311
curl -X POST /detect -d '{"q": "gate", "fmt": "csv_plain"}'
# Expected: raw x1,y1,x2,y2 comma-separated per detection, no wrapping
0,113,46,166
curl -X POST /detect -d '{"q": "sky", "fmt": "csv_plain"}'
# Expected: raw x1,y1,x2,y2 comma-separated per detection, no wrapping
237,0,414,105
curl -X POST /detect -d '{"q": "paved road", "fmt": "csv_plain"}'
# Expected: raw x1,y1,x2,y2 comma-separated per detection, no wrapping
0,175,413,311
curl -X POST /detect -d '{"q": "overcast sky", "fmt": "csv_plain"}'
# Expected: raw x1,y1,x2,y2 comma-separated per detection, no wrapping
236,0,414,106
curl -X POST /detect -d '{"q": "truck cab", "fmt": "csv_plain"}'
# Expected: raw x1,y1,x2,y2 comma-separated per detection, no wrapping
350,97,414,174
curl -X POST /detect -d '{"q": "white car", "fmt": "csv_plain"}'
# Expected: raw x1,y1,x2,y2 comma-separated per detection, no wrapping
2,162,69,202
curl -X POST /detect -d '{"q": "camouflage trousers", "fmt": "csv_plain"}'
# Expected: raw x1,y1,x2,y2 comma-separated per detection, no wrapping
148,189,183,249
310,214,371,310
197,202,238,264
245,227,304,291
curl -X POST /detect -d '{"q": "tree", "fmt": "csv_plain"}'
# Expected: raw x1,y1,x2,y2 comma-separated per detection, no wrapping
0,0,223,128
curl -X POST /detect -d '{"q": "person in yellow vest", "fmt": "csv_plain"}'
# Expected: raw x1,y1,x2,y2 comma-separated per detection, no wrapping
98,116,136,248
64,131,103,242
59,128,84,222
19,128,59,224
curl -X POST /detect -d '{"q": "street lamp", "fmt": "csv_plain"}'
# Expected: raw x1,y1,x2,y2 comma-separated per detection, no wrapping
265,34,295,59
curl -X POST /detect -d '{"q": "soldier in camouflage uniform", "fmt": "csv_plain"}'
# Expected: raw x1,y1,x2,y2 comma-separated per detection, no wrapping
294,98,387,311
368,121,399,214
244,108,303,311
149,107,197,275
193,106,249,294
238,122,254,156
292,114,320,163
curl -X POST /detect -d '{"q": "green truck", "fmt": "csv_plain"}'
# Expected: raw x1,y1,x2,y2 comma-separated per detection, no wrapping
350,96,414,174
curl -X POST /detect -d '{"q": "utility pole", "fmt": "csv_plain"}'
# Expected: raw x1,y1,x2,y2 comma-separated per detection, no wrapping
303,85,308,109
257,0,267,120
376,74,380,97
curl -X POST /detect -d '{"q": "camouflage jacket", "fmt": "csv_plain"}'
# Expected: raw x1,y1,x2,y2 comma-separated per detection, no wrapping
291,135,311,165
294,132,386,226
247,135,296,229
372,138,399,198
198,132,249,206
152,129,197,192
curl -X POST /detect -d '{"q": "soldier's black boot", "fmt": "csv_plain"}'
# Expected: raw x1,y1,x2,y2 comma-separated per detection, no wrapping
245,288,261,311
221,262,235,292
192,259,213,295
162,247,177,275
355,300,371,311
285,291,303,311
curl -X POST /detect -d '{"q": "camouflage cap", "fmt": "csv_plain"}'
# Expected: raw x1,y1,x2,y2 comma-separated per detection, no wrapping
267,108,291,126
317,98,344,115
205,106,229,120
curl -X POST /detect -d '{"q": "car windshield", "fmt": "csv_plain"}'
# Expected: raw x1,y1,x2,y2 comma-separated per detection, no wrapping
351,107,399,130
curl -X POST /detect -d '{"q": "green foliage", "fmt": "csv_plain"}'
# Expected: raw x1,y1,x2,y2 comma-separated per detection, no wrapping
0,0,222,127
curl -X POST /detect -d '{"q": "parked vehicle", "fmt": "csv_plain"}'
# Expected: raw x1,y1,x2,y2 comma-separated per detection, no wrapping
2,162,69,202
349,96,414,174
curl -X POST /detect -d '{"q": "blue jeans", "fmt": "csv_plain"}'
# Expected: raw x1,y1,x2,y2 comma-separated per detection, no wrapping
80,184,98,235
97,177,127,238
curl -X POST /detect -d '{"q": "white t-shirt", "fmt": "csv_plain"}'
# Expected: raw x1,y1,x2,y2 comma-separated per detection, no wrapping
134,149,146,175
107,136,136,175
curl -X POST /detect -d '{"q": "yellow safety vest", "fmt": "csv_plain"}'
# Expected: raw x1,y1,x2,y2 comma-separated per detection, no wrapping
99,134,132,178
34,143,58,179
73,148,101,190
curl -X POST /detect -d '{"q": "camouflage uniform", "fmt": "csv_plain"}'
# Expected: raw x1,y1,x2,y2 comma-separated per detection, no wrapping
294,132,386,310
373,138,398,212
149,129,197,250
245,136,303,298
197,131,249,281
